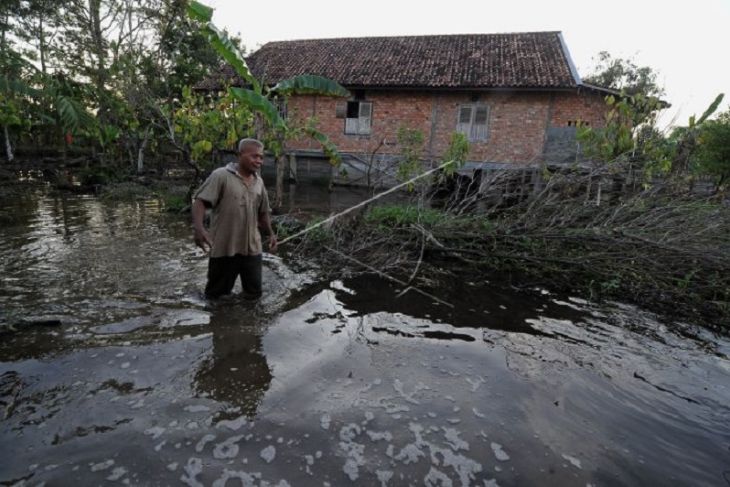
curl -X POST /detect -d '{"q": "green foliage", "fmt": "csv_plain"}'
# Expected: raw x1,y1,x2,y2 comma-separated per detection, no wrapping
229,87,285,131
395,126,425,184
173,86,254,168
441,132,470,175
583,51,664,98
577,94,666,164
186,0,348,167
694,108,730,186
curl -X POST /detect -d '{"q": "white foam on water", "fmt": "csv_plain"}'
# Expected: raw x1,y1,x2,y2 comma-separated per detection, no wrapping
90,459,115,472
106,466,127,481
184,405,211,413
195,434,216,453
562,454,582,469
166,463,178,471
260,445,276,463
472,408,486,418
339,423,365,481
211,469,259,487
213,435,244,459
144,426,166,439
366,430,393,442
442,428,469,451
304,455,314,466
130,399,145,409
484,479,500,487
437,448,483,486
466,376,486,392
180,457,204,487
424,467,453,487
376,469,393,486
120,362,130,369
394,443,425,464
320,414,331,430
490,442,510,462
187,421,199,430
217,416,248,431
154,440,166,452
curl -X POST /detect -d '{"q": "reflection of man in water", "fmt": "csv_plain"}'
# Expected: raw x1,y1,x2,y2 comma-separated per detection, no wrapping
192,138,278,299
195,308,272,417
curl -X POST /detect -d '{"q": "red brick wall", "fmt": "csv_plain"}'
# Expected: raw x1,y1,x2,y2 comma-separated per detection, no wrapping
550,91,608,128
285,89,609,164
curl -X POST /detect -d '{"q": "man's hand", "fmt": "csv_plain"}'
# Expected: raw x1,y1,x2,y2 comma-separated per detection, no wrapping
268,233,278,253
194,227,212,253
192,198,212,253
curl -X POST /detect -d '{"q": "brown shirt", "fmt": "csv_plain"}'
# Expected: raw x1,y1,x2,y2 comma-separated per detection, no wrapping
194,163,271,258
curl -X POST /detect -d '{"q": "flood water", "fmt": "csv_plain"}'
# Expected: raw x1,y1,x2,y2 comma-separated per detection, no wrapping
1,188,729,486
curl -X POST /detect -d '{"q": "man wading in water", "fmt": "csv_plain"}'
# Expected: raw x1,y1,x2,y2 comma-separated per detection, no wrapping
192,138,278,299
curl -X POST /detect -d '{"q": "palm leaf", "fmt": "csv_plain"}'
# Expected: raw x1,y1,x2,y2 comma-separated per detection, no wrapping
272,75,350,98
229,87,284,130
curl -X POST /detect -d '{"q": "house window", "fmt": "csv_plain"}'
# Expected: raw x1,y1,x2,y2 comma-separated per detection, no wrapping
344,100,372,135
273,97,287,120
457,104,489,141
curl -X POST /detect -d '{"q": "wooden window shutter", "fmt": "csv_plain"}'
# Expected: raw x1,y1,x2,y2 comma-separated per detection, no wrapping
473,105,489,141
457,105,472,136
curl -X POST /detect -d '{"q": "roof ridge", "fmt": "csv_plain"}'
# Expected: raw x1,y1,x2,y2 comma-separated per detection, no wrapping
257,31,563,47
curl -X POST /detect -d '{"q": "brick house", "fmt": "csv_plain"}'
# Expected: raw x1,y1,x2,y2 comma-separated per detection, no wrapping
200,32,617,186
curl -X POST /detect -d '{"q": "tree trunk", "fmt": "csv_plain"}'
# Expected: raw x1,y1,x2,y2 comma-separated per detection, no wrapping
137,127,152,173
4,125,13,162
39,15,46,74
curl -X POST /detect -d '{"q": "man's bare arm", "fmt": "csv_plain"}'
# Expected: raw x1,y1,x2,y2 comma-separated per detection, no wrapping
259,212,278,252
192,198,212,252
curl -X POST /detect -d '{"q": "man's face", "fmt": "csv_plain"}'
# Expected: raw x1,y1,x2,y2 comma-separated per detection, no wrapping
238,144,264,175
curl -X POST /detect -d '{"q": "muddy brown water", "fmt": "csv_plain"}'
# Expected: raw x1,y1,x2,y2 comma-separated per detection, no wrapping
1,188,730,486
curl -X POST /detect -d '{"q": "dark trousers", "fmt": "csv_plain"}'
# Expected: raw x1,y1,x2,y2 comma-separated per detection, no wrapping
205,254,263,299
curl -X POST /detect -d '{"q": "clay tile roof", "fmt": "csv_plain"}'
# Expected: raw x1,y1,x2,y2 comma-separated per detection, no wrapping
197,32,581,91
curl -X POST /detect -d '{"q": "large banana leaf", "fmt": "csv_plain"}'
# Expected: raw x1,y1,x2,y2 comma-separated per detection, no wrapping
186,1,260,94
186,0,213,22
697,93,725,125
229,87,285,131
305,127,342,165
272,75,350,98
57,95,95,133
202,24,260,94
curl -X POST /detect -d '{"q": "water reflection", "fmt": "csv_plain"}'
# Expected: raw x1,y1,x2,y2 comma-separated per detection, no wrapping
194,302,272,418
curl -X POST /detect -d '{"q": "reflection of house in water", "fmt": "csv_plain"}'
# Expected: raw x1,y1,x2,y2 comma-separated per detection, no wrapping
194,307,272,418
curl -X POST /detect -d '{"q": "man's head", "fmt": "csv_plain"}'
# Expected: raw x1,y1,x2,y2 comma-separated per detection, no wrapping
237,138,264,175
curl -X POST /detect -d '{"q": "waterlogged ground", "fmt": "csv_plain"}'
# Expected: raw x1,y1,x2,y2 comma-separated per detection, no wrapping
1,189,730,486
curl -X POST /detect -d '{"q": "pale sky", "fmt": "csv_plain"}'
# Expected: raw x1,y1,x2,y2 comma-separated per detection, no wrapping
207,0,729,130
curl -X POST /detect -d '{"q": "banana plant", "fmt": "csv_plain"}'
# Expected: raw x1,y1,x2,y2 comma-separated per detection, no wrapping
186,0,349,164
